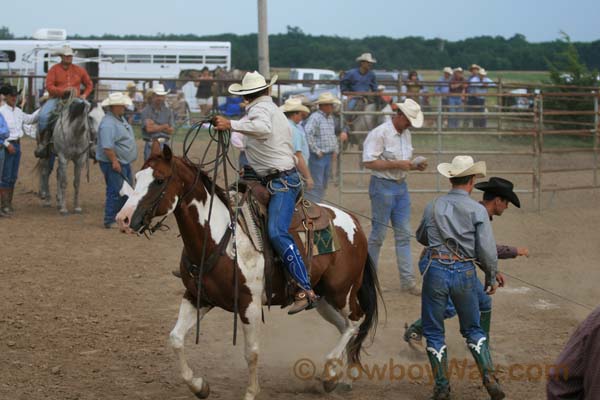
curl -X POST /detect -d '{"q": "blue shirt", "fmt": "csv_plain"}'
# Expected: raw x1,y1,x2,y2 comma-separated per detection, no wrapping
434,75,451,94
304,110,339,154
341,68,378,93
289,120,310,165
416,188,498,283
96,112,138,164
0,113,8,146
141,103,174,141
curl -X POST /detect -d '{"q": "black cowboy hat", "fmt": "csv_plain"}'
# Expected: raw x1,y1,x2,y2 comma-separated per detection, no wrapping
475,177,520,208
0,85,21,96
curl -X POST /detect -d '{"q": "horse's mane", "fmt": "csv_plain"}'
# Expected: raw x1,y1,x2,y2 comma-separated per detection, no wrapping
178,157,232,209
68,101,87,123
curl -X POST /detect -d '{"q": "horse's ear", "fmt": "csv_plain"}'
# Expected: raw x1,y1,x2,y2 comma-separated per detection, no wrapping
150,140,161,157
163,144,172,162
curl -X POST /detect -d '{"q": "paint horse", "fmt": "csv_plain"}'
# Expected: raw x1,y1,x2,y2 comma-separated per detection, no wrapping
116,141,381,400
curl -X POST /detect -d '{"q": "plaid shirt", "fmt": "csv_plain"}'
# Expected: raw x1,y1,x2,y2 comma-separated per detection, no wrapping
304,110,339,154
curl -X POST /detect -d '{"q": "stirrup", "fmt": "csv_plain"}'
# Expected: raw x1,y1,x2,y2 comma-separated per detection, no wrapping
288,290,319,315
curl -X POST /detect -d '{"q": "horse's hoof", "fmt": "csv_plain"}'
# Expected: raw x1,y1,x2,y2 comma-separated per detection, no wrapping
323,379,338,393
194,380,210,399
74,208,82,214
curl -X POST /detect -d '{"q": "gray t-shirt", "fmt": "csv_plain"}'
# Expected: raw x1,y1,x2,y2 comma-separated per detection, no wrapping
96,112,138,164
230,96,295,176
141,103,174,141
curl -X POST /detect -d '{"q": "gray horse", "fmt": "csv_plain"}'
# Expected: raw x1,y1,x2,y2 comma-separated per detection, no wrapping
40,100,104,214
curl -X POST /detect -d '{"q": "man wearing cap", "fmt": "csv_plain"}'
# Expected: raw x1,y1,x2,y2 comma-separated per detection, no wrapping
37,45,94,158
214,71,319,314
404,177,529,346
303,92,341,203
140,84,175,161
448,67,466,129
280,98,314,190
96,93,137,229
340,53,378,111
362,99,427,295
0,85,40,214
416,156,505,400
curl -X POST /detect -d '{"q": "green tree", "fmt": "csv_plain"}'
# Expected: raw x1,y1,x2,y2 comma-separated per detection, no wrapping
0,26,14,39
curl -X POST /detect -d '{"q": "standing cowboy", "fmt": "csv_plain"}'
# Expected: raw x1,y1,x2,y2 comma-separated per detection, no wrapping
362,99,427,295
214,71,318,314
140,84,175,161
0,85,40,215
405,177,529,344
280,98,314,191
341,52,378,111
36,45,94,158
416,156,505,400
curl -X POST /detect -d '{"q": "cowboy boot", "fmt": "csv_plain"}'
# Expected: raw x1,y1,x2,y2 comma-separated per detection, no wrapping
480,310,492,346
0,188,10,215
404,318,424,343
426,345,450,400
6,188,14,213
288,288,319,315
468,338,505,400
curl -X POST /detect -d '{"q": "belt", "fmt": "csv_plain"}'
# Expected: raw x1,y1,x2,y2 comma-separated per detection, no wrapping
431,254,467,261
262,167,297,183
8,139,20,144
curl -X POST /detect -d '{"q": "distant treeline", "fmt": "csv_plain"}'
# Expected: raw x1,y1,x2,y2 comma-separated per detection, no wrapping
65,27,600,72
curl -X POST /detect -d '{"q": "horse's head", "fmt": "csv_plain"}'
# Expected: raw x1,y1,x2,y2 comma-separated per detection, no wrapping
88,102,105,139
117,141,182,233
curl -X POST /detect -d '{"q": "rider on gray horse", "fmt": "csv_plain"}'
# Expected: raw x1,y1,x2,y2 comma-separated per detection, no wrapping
36,45,94,158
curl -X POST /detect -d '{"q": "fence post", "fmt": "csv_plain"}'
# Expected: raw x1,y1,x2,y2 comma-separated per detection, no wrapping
337,100,343,205
497,78,503,132
26,76,34,113
594,91,599,187
534,93,544,212
436,93,442,193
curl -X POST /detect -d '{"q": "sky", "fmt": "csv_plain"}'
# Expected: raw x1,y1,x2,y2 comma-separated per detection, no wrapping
3,0,599,42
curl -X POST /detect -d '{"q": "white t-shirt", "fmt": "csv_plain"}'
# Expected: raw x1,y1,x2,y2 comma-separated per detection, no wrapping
362,120,413,182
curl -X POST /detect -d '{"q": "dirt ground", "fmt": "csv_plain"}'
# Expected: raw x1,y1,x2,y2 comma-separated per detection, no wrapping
2,138,600,400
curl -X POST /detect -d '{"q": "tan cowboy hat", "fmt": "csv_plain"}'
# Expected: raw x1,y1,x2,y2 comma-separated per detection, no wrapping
453,67,463,72
228,71,278,96
152,84,169,96
470,64,481,71
126,82,137,89
443,67,453,75
479,68,488,76
101,92,133,107
58,45,75,56
279,98,310,114
313,92,341,105
395,99,424,128
356,53,377,63
437,155,486,178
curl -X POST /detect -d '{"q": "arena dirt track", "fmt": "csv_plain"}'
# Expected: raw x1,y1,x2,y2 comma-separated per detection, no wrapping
1,139,599,400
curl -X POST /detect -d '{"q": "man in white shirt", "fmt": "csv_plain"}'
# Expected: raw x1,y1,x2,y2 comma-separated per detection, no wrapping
0,85,39,214
214,72,318,314
362,99,427,295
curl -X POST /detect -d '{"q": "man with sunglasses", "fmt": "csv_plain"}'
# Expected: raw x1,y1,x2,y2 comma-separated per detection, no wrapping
362,99,428,295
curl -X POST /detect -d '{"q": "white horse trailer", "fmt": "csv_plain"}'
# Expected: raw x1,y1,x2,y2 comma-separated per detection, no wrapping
0,38,231,107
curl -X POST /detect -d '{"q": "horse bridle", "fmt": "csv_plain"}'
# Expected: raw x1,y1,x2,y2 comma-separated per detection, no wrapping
137,160,179,236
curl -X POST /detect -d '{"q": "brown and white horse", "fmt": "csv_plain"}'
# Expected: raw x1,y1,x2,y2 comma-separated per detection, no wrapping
116,141,381,400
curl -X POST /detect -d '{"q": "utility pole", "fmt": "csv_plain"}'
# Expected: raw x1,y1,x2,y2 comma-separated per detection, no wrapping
257,0,270,78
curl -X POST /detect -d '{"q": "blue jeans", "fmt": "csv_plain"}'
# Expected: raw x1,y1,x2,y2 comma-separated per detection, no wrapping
418,253,492,318
368,176,415,288
99,161,132,225
267,171,311,291
305,152,332,203
0,147,5,186
447,96,463,128
421,258,486,353
38,98,60,132
0,142,21,189
144,139,170,161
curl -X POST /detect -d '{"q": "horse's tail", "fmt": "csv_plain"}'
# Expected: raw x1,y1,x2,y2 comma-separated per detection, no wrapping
347,254,385,366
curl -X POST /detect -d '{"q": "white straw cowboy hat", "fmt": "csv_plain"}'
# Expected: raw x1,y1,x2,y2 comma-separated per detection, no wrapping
152,84,169,96
58,45,75,56
479,68,488,76
437,155,487,178
228,71,278,96
356,53,377,63
279,98,310,114
470,64,481,71
126,82,137,89
443,67,453,75
395,99,424,128
101,92,133,107
453,67,463,72
313,92,341,105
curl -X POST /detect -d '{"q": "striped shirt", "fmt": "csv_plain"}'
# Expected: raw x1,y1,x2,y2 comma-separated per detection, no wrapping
362,120,413,181
304,110,338,154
